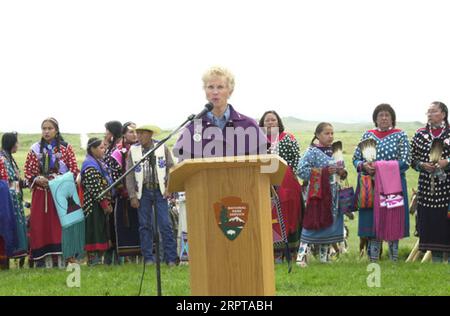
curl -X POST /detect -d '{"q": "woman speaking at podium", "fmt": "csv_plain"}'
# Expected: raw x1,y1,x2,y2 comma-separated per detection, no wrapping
173,66,268,160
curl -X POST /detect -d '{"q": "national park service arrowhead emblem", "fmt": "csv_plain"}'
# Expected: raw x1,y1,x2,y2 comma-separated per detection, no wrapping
214,197,249,241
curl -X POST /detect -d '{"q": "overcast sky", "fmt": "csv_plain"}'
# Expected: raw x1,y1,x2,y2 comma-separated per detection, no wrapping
1,0,450,133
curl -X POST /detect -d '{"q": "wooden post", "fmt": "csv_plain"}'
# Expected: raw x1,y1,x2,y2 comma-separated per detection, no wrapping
406,239,419,262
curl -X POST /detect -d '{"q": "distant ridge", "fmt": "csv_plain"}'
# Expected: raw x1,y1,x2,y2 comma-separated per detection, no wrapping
1,119,425,134
282,116,424,132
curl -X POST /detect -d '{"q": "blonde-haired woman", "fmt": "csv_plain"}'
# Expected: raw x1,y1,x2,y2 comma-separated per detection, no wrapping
173,66,267,160
172,66,268,264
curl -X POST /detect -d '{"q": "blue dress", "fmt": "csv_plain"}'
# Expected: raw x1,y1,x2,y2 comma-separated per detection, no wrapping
0,151,28,258
352,129,410,239
297,146,344,244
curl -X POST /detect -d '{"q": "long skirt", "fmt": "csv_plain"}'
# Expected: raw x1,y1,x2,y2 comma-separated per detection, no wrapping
272,168,302,259
114,197,141,256
272,195,302,259
10,190,28,258
0,181,17,258
85,203,110,252
29,188,62,260
417,205,450,252
301,213,344,244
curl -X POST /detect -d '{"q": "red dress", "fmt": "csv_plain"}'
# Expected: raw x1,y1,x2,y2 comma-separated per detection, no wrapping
24,142,79,260
269,132,303,259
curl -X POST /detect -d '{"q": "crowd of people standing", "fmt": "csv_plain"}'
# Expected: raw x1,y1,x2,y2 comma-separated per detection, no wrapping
0,66,448,270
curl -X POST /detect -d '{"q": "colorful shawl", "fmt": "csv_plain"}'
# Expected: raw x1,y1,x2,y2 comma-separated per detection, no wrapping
303,168,333,230
373,161,405,241
31,140,68,175
271,167,303,250
81,155,114,193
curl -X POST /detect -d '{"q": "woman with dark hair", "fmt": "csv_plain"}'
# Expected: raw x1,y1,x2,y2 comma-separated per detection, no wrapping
296,123,348,267
81,137,114,266
104,121,123,159
24,118,80,268
411,101,450,262
0,133,28,266
102,120,122,264
259,110,300,172
108,122,137,182
259,110,302,263
353,104,410,262
108,122,141,259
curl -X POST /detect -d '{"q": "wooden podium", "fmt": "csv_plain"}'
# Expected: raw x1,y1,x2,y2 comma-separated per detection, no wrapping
168,154,287,296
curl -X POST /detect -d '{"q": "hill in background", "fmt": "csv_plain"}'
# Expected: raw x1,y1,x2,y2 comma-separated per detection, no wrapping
282,116,424,132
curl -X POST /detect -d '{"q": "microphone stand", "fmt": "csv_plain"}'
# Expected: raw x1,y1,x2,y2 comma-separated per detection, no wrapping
103,118,192,297
93,109,203,296
149,152,162,296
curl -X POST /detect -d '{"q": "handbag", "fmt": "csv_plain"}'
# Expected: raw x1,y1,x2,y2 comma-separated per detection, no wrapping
357,174,374,209
338,179,356,213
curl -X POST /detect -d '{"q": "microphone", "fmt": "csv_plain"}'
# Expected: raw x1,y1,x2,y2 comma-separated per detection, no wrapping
194,103,214,119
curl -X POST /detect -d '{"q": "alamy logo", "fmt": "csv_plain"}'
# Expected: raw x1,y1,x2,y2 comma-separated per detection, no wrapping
66,263,81,288
366,263,381,288
174,121,280,173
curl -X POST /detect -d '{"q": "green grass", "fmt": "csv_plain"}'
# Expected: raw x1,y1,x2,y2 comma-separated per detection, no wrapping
276,261,450,296
1,129,448,296
1,254,448,296
0,264,191,296
1,213,448,296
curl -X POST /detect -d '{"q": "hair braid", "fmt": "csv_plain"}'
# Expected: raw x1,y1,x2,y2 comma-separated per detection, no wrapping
39,137,46,175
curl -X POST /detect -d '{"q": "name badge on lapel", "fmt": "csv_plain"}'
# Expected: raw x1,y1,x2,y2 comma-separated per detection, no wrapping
193,125,203,143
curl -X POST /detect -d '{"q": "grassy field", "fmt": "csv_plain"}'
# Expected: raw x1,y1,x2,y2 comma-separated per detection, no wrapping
0,129,448,296
0,259,448,296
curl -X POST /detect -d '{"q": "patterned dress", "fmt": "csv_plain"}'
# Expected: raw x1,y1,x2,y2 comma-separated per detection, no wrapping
352,129,410,239
0,159,7,180
269,132,301,173
24,141,79,260
411,126,450,253
0,151,27,258
104,143,122,181
103,142,122,180
82,156,113,253
108,144,141,256
102,142,120,257
297,145,344,244
0,159,15,269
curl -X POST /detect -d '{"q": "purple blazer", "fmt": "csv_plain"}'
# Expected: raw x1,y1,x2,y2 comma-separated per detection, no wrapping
173,105,269,161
